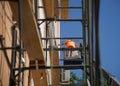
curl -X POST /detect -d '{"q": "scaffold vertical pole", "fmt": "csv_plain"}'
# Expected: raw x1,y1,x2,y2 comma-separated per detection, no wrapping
87,0,94,85
82,0,87,85
18,0,23,86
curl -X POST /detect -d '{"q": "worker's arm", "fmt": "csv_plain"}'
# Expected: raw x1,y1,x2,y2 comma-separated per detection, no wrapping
57,43,65,46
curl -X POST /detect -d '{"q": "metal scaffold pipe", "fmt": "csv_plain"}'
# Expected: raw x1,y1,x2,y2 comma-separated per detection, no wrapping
43,47,83,51
87,0,94,85
82,0,87,85
37,18,84,22
57,6,82,9
93,0,103,86
18,0,23,86
14,65,90,71
41,37,83,40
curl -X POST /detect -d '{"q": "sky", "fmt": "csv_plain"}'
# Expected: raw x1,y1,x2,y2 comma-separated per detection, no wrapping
100,0,120,82
60,0,120,82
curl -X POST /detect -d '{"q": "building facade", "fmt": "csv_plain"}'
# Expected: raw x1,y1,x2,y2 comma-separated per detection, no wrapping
0,0,63,86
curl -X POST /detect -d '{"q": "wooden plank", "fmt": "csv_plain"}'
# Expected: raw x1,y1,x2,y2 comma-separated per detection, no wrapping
44,0,68,19
9,1,45,62
49,48,60,86
44,0,58,18
30,70,48,86
61,0,69,19
21,0,45,62
20,1,48,84
52,51,60,86
9,1,48,85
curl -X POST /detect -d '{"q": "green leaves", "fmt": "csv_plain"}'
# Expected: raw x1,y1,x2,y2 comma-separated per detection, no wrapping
70,72,83,86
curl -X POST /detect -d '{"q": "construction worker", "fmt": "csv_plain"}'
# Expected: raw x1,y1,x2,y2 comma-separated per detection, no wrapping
58,39,78,57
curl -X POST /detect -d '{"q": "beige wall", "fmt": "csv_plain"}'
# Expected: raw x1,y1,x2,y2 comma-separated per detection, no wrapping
0,2,13,86
0,1,29,86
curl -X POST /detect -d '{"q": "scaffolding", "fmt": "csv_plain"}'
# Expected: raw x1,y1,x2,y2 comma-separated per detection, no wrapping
0,0,120,86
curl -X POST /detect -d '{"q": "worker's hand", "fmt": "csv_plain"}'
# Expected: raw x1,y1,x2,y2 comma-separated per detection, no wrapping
57,44,61,46
75,44,78,47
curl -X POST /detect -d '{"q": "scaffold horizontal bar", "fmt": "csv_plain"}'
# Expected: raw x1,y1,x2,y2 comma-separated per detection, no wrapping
37,18,83,22
0,47,25,51
0,0,17,1
38,6,45,8
41,37,83,40
14,65,90,71
43,47,83,51
38,6,82,9
57,6,82,9
0,47,84,51
59,59,83,61
0,47,17,50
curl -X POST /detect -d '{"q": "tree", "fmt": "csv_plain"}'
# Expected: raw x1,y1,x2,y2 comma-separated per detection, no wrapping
70,72,109,86
70,72,83,86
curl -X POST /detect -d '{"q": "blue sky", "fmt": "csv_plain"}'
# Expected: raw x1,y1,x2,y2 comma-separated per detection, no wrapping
100,0,120,81
60,0,120,82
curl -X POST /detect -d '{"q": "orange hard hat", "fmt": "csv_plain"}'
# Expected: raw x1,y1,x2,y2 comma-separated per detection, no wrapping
65,40,75,48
